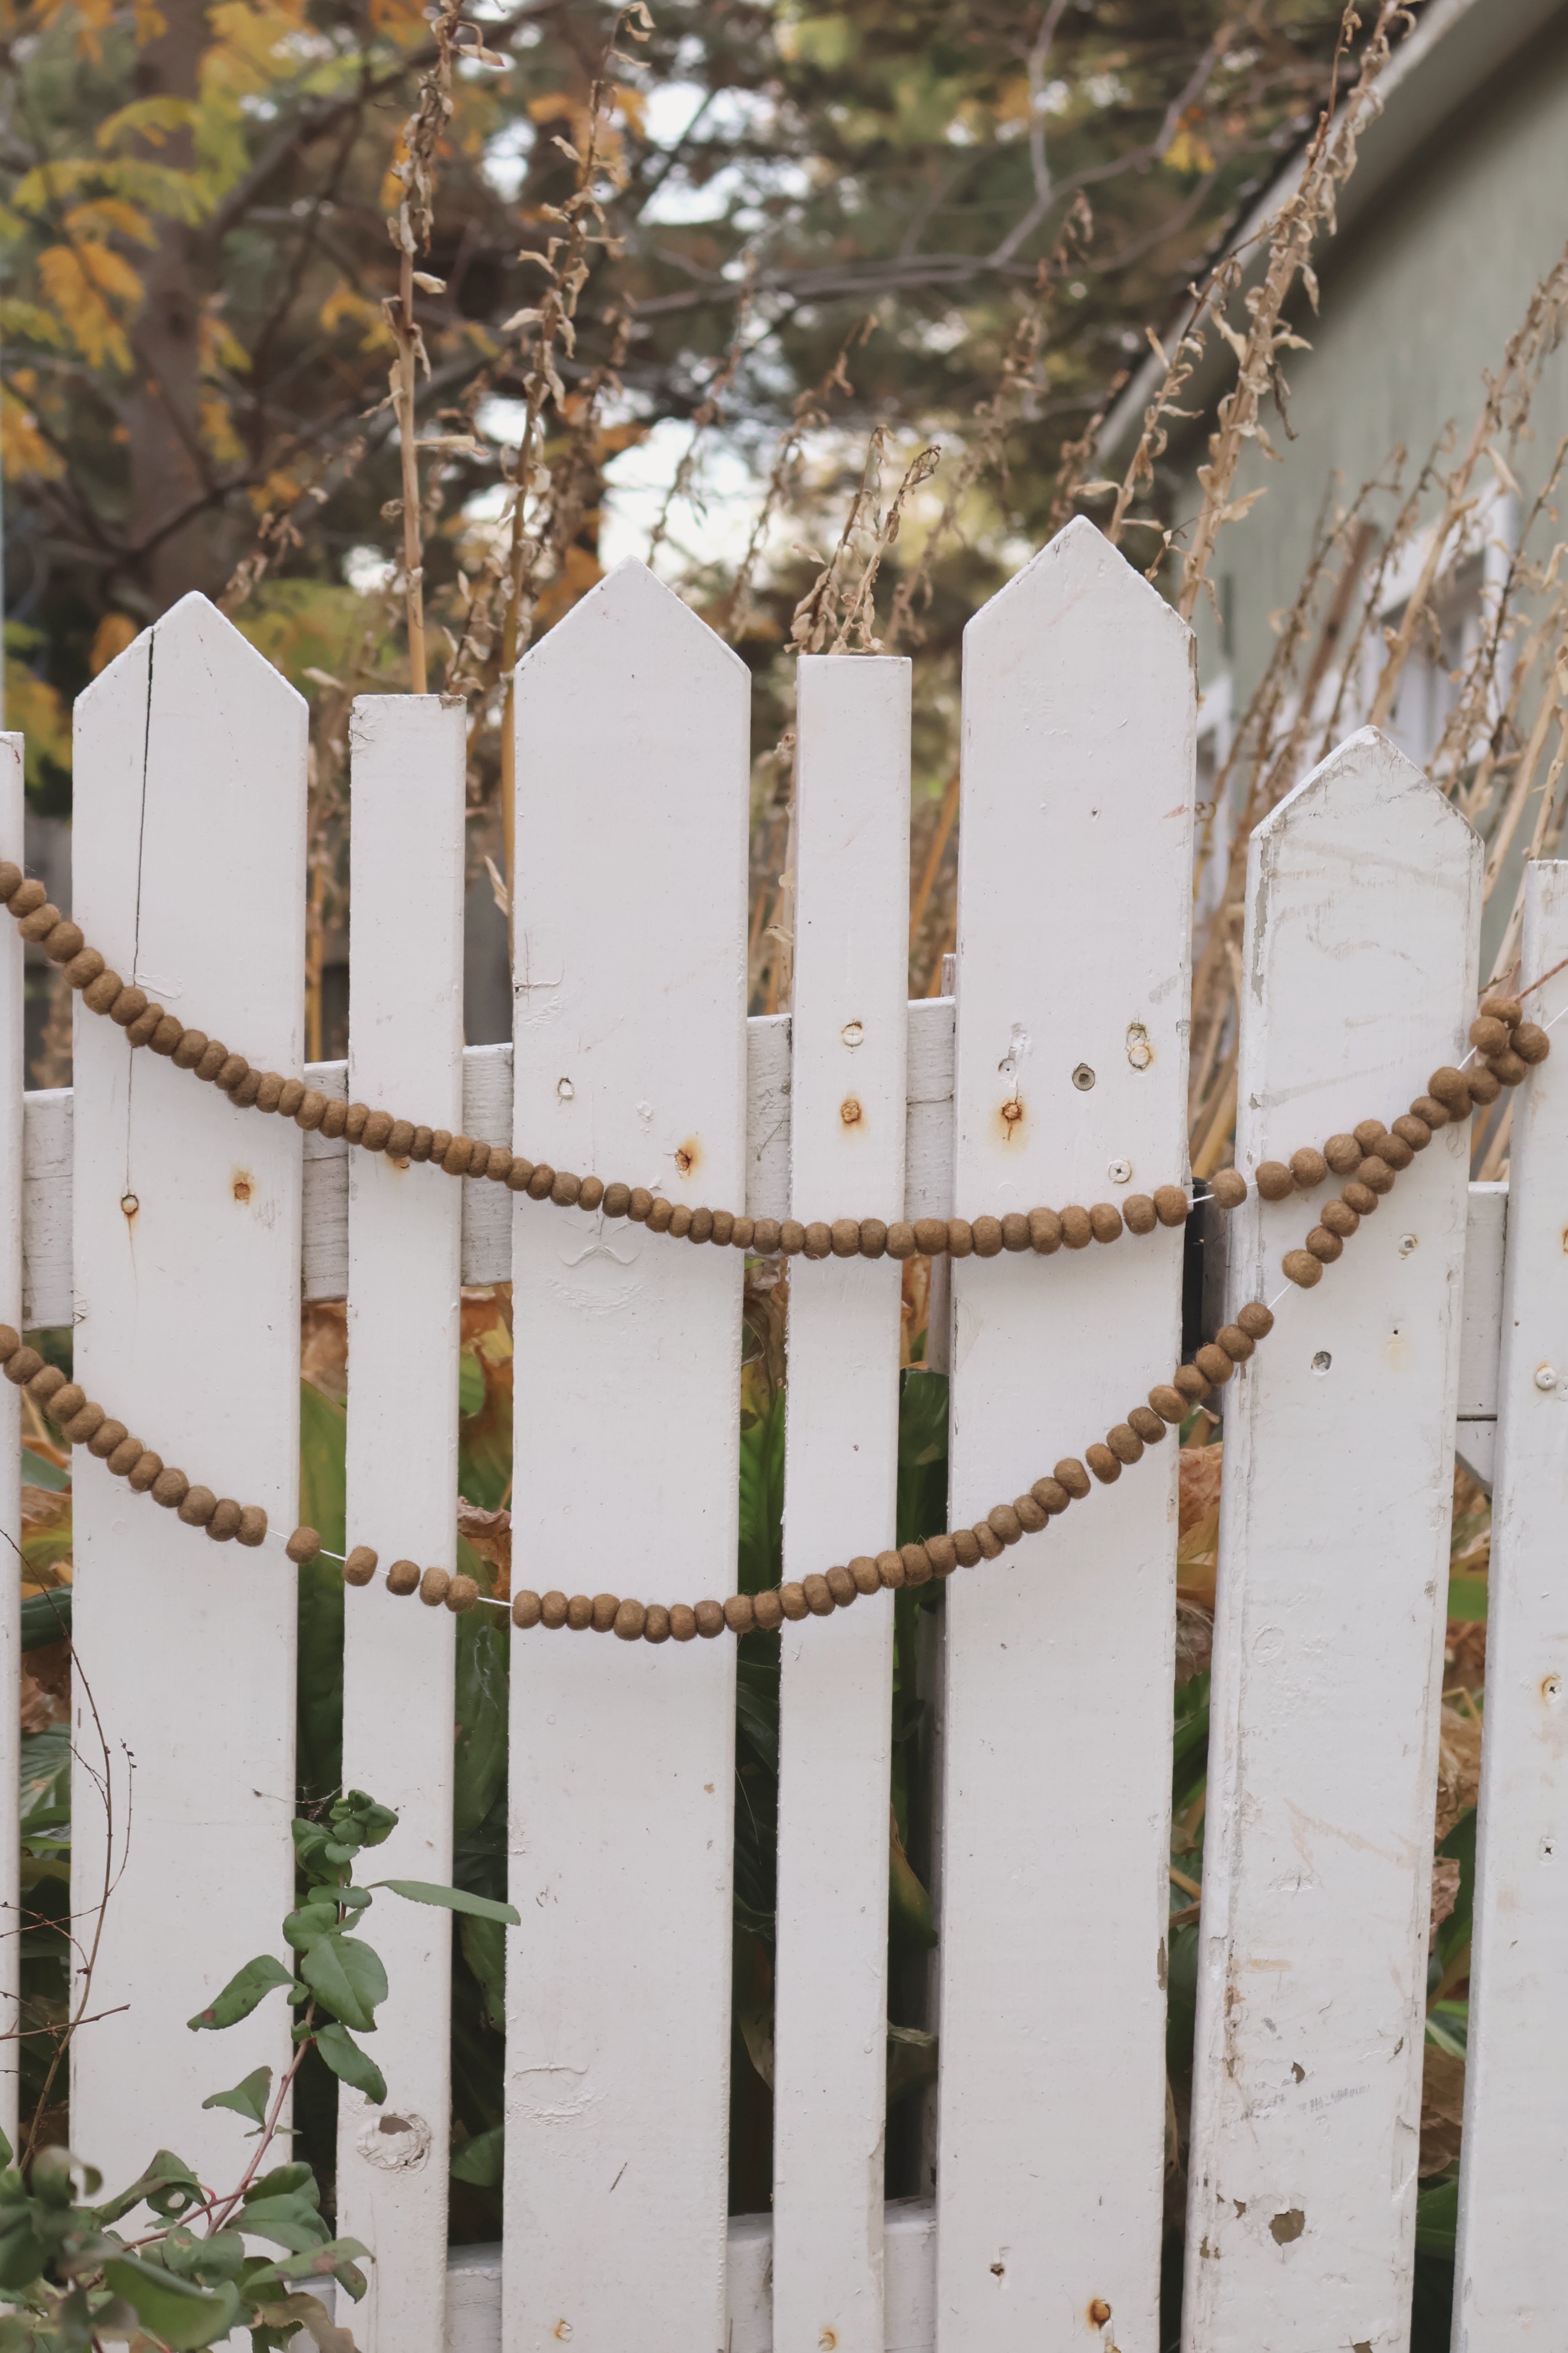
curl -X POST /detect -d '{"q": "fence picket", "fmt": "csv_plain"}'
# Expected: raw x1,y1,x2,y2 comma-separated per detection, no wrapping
71,596,306,2188
773,654,910,2351
337,696,467,2346
1,734,23,2152
1452,858,1568,2347
938,518,1194,2347
504,561,750,2350
1185,728,1478,2351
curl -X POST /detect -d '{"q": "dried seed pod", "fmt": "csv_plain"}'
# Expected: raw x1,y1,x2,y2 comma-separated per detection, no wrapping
1106,1423,1144,1465
1341,1182,1379,1217
1467,1064,1502,1106
1148,1385,1186,1423
947,1219,974,1258
1209,1170,1247,1210
421,1567,453,1607
1216,1325,1254,1362
1153,1186,1190,1228
345,1547,378,1586
1255,1161,1293,1202
1306,1226,1343,1263
1514,1020,1550,1064
1282,1248,1323,1288
1054,1458,1091,1499
1124,1194,1158,1233
1289,1148,1328,1190
1127,1406,1166,1444
1060,1205,1092,1249
1089,1203,1124,1244
286,1526,323,1565
1028,1207,1063,1254
1324,1133,1361,1175
1479,994,1522,1027
988,1505,1023,1545
1085,1443,1120,1484
1001,1212,1032,1251
177,1484,217,1525
1236,1301,1274,1338
1321,1198,1359,1237
1031,1478,1071,1515
1194,1344,1234,1386
513,1591,543,1628
694,1600,726,1638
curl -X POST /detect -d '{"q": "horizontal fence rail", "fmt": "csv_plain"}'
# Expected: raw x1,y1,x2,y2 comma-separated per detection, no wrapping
0,522,1561,2353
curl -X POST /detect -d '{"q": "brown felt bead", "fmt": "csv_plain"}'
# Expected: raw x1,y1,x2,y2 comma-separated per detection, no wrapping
567,1594,593,1631
539,1588,569,1627
1342,1182,1379,1217
778,1585,809,1623
1090,1202,1124,1243
1429,1067,1472,1113
752,1217,781,1253
1128,1405,1166,1444
43,920,84,964
1324,1134,1361,1176
319,1097,348,1138
803,1574,834,1615
46,1374,84,1414
500,1153,530,1189
442,1134,471,1175
170,1028,207,1071
1306,1225,1343,1263
345,1546,378,1587
1514,1021,1550,1064
87,1418,128,1459
286,1525,323,1565
1209,1170,1246,1211
1029,1207,1063,1254
460,1138,488,1176
553,1170,583,1207
972,1521,1004,1559
1086,1443,1120,1484
341,1102,371,1143
206,1499,243,1542
1216,1325,1255,1362
1106,1423,1144,1466
1255,1161,1293,1202
1290,1147,1328,1190
420,1567,452,1607
64,947,106,990
857,1218,887,1258
1014,1494,1049,1534
914,1217,947,1256
16,899,60,942
381,1118,414,1160
1471,1015,1511,1057
952,1528,982,1568
647,1198,674,1234
1060,1205,1092,1249
1321,1197,1359,1237
717,1594,753,1634
689,1207,715,1245
925,1535,959,1576
26,1364,64,1404
254,1071,286,1114
1173,1365,1210,1403
1154,1186,1190,1228
826,1568,857,1608
66,1402,105,1443
125,1004,165,1049
971,1215,1004,1258
669,1205,695,1240
1124,1194,1159,1234
900,1543,933,1586
947,1219,974,1258
512,1591,543,1628
751,1591,784,1632
802,1220,832,1259
1467,1064,1502,1106
1352,1120,1388,1154
356,1109,390,1152
0,1325,17,1362
1282,1247,1323,1288
1148,1386,1186,1424
82,969,123,1014
1478,992,1521,1028
886,1221,916,1259
1392,1114,1431,1151
236,1505,267,1549
590,1592,619,1633
387,1560,421,1598
1410,1095,1450,1130
426,1131,452,1166
127,1450,163,1492
1031,1478,1072,1514
151,1467,189,1509
614,1598,646,1640
1378,1131,1414,1171
148,1015,184,1058
603,1182,632,1217
1055,1458,1091,1499
730,1216,754,1249
106,1436,143,1478
1236,1301,1274,1339
1357,1156,1395,1194
695,1599,726,1639
1001,1211,1032,1251
988,1505,1024,1545
1490,1048,1528,1087
778,1218,805,1254
876,1549,907,1591
842,1555,876,1595
192,1040,227,1083
178,1484,217,1525
7,878,46,917
582,1177,607,1214
1195,1343,1233,1386
0,861,20,901
231,1070,263,1108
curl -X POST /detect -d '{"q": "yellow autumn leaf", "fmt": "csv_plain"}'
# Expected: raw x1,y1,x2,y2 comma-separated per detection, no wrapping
97,95,198,151
0,388,63,483
319,281,395,353
36,242,143,371
1165,123,1216,176
1,662,71,786
89,614,139,675
199,387,244,465
62,196,157,248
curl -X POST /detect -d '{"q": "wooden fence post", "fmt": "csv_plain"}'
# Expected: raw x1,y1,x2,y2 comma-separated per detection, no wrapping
1453,858,1568,2346
773,651,910,2351
938,517,1195,2348
0,733,23,2153
71,596,306,2188
504,561,750,2351
1185,728,1478,2351
337,694,467,2347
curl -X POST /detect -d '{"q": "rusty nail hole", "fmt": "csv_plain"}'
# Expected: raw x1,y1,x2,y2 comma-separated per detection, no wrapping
1126,1022,1153,1071
557,1077,574,1100
840,1097,862,1127
552,2324,572,2343
841,1021,864,1048
989,2262,1004,2278
1072,1063,1095,1091
1001,1099,1023,1125
1542,1675,1562,1703
120,1192,139,1219
1089,2300,1112,2328
379,2114,410,2134
819,2333,838,2351
674,1146,693,1175
1268,2208,1305,2246
232,1175,252,1205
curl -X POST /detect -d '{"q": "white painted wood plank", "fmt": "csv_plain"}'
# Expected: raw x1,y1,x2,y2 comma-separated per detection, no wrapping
22,1088,71,1331
504,559,749,2351
337,696,466,2348
1185,727,1478,2353
300,1059,348,1305
71,595,306,2189
773,654,910,2352
938,517,1194,2348
0,734,25,2152
747,1010,792,1225
1453,859,1568,2348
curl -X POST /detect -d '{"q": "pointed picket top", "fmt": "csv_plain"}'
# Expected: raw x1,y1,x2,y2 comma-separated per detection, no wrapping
964,510,1191,660
514,556,749,689
76,588,307,723
1255,721,1475,860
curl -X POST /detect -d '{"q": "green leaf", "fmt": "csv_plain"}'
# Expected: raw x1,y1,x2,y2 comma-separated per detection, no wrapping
450,2125,503,2187
1415,2176,1458,2261
459,1912,506,2034
188,1952,294,2031
373,1879,521,1926
238,2193,331,2253
0,2218,47,2291
314,2022,388,2105
102,2256,240,2349
92,2148,201,2224
299,1932,388,2033
201,2066,272,2128
284,1904,341,1952
454,1597,508,1840
297,1379,347,1804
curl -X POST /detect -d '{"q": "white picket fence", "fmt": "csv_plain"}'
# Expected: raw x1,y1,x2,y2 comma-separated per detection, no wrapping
2,515,1566,2352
